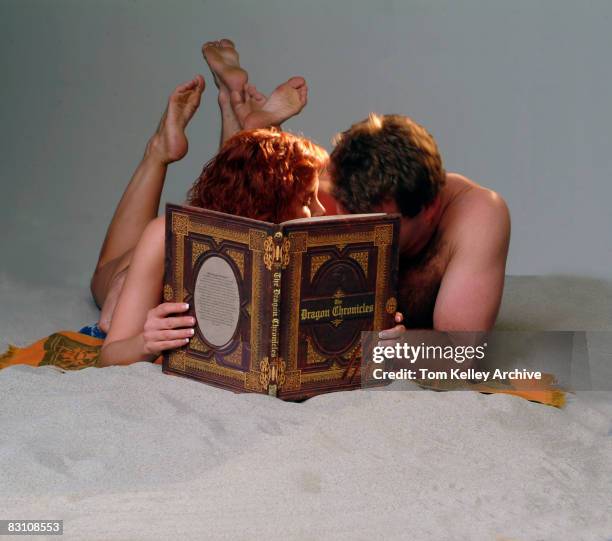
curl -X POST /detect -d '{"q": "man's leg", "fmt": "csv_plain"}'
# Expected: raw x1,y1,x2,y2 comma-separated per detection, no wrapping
231,77,308,130
91,75,205,331
203,39,308,139
202,39,247,147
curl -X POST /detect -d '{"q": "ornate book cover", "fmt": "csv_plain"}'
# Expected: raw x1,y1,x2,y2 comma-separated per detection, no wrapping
163,203,400,401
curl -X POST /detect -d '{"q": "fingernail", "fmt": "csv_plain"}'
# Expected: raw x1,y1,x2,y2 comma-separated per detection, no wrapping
190,317,196,325
184,303,189,310
379,331,387,339
189,329,195,335
184,338,190,343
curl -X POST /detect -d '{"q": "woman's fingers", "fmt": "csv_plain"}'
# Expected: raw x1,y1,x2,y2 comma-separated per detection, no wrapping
146,303,191,330
154,302,190,316
158,316,196,330
145,328,195,342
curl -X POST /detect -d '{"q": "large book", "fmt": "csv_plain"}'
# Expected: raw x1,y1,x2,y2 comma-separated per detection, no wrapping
163,203,400,400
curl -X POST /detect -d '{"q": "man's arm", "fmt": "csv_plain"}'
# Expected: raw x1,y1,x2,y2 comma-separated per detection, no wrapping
433,191,510,331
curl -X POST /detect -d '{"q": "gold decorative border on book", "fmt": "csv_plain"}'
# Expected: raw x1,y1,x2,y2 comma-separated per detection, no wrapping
189,221,251,245
310,254,331,281
189,334,209,354
245,370,262,391
373,224,394,329
301,367,347,383
172,213,188,303
169,350,186,372
172,213,190,236
282,370,301,391
223,342,243,367
191,240,211,267
306,335,327,364
305,230,376,248
263,235,274,271
281,237,291,269
374,224,394,246
374,244,388,330
285,231,308,384
248,229,267,391
349,250,369,277
185,357,245,383
225,248,245,279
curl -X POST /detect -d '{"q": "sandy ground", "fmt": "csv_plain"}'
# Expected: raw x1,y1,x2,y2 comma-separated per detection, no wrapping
1,274,611,540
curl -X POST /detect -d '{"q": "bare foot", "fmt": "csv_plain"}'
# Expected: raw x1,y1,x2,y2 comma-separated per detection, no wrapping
232,76,308,130
244,83,267,111
202,39,248,93
149,75,205,164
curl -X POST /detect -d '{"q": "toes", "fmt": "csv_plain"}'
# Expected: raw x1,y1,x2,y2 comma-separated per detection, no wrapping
202,41,216,53
218,86,230,106
173,75,205,98
219,38,236,48
298,84,308,102
195,74,206,91
176,79,195,93
229,89,245,106
286,76,306,89
230,89,250,124
202,40,222,56
250,84,267,102
246,84,266,102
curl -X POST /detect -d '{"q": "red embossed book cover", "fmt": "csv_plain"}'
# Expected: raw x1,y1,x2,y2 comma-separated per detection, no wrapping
163,203,400,400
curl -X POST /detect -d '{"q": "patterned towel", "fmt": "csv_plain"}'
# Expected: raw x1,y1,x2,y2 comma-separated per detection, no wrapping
0,334,565,407
0,331,162,371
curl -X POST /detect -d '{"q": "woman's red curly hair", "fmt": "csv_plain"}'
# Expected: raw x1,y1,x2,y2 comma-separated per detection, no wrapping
187,128,328,222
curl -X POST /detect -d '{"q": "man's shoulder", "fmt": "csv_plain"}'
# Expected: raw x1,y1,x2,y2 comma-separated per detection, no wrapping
443,173,510,252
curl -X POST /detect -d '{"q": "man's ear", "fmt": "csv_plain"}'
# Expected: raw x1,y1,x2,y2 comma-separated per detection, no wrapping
423,195,441,223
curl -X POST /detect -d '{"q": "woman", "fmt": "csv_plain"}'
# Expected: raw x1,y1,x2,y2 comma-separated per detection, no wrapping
95,75,327,366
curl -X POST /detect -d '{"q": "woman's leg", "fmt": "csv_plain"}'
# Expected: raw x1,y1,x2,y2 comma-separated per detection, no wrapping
91,75,205,331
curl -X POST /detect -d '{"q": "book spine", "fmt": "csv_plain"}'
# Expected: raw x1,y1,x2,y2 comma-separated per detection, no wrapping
267,228,285,397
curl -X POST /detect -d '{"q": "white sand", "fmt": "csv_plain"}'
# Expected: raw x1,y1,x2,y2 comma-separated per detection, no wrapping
1,275,612,540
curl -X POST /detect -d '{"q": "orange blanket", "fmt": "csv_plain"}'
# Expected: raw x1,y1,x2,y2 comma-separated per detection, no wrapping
0,332,565,407
0,331,162,371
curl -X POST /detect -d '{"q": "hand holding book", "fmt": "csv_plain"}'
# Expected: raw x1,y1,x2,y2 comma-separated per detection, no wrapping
142,302,195,356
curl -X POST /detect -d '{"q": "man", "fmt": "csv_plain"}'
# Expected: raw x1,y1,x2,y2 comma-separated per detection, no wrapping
324,114,510,337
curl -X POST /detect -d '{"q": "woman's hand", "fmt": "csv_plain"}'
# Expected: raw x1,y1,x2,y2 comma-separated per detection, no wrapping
142,302,196,356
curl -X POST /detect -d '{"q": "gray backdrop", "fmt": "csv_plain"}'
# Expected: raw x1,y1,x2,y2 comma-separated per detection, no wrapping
1,0,611,289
